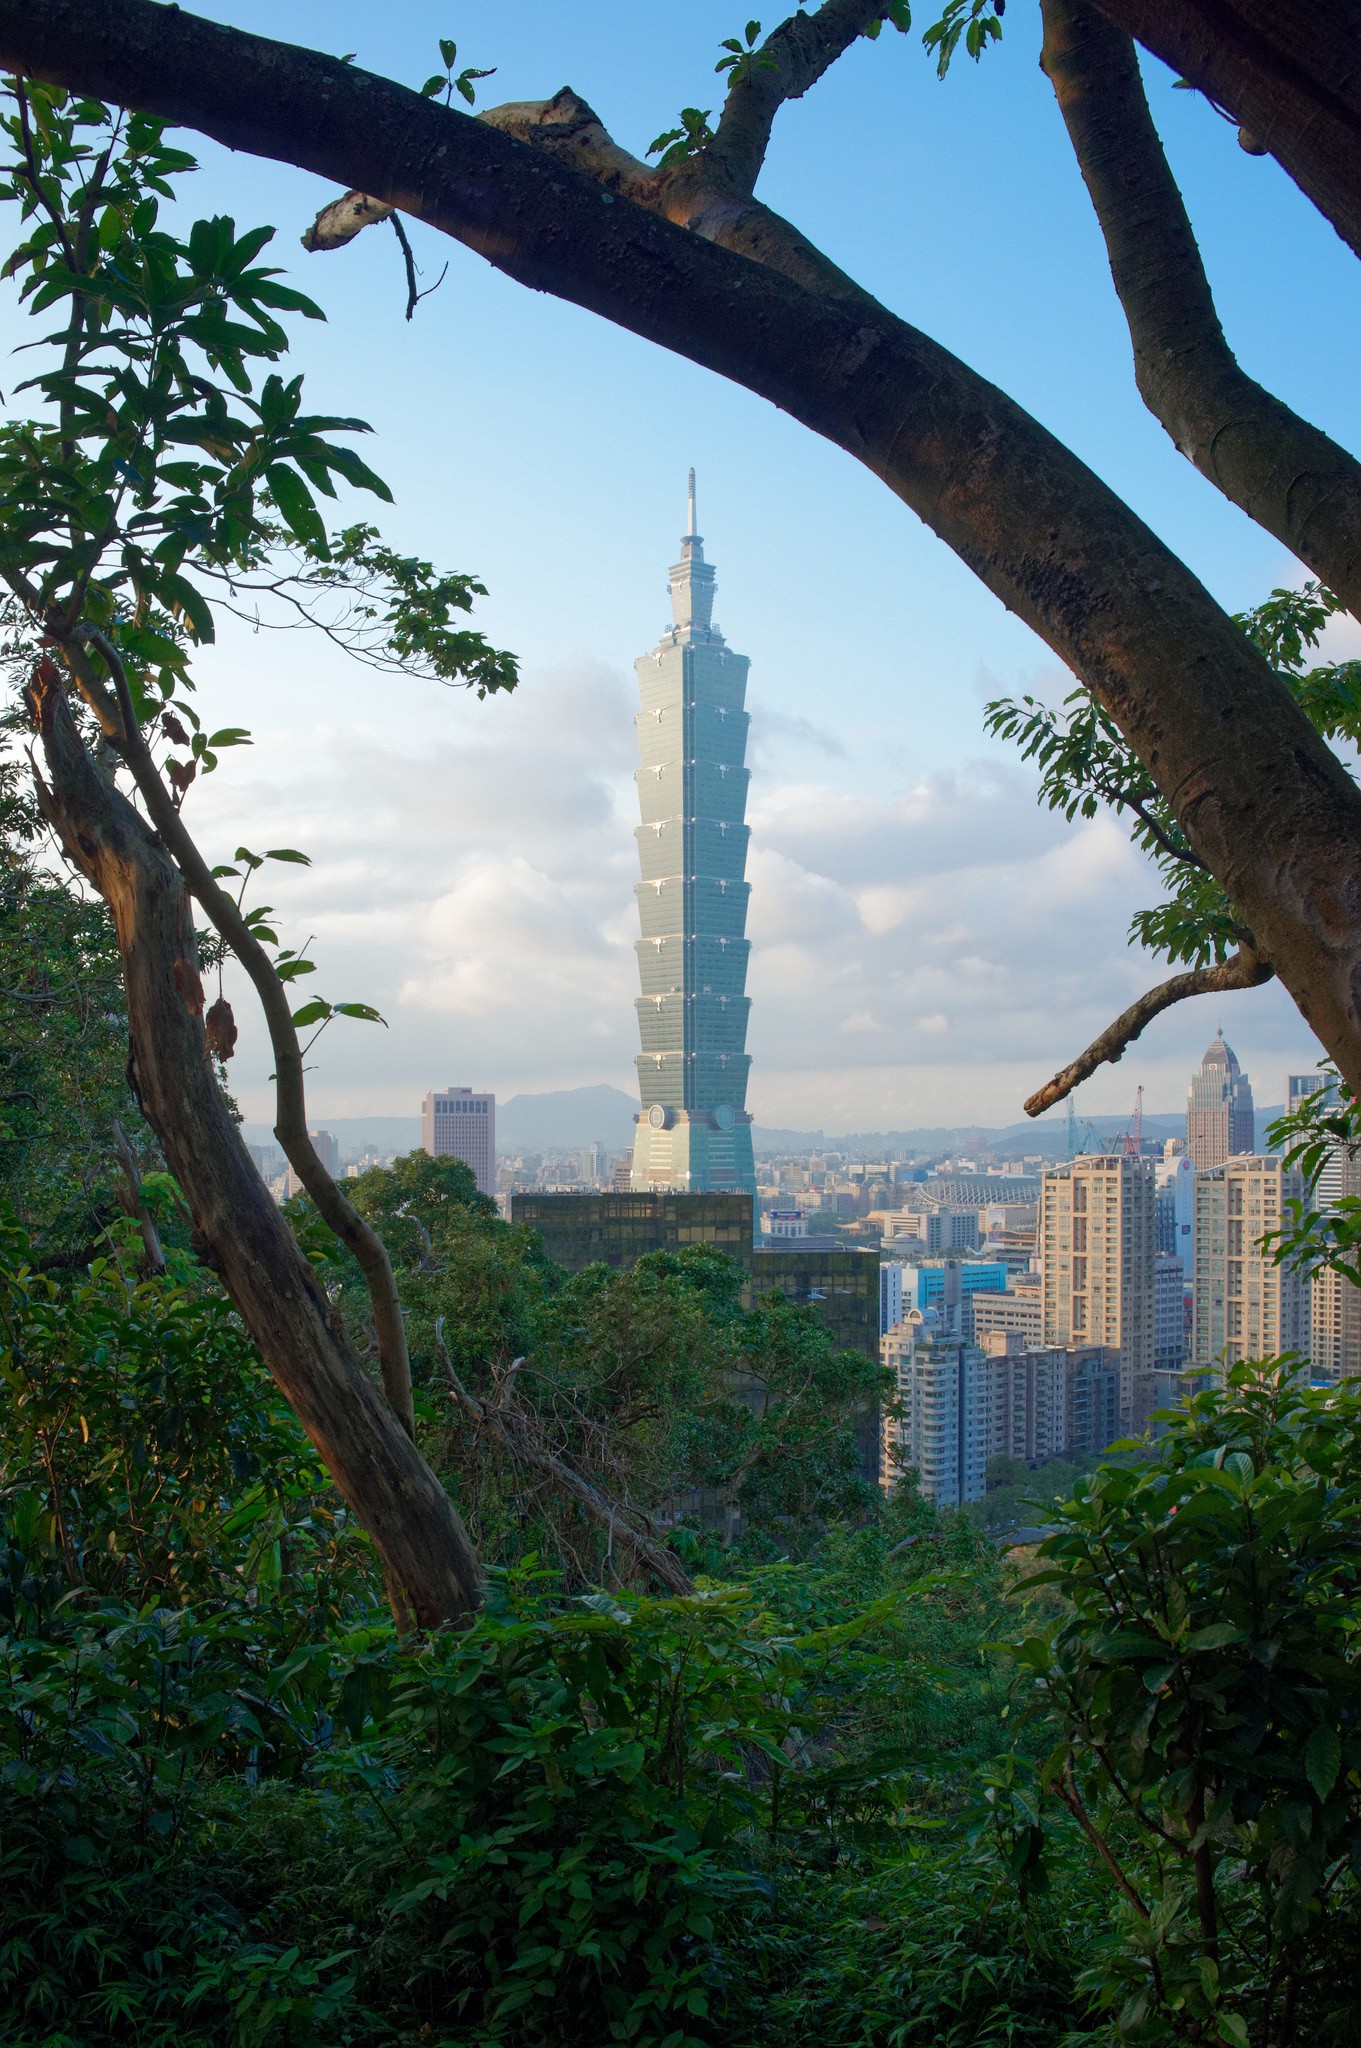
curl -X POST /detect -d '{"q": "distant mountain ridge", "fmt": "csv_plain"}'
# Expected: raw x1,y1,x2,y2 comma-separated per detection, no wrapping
241,1090,1285,1160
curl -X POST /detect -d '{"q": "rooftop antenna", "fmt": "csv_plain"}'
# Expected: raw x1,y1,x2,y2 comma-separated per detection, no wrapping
687,466,697,538
1123,1083,1144,1157
1066,1093,1078,1160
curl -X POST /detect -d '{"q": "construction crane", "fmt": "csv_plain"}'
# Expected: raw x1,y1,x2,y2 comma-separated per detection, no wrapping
1122,1085,1144,1158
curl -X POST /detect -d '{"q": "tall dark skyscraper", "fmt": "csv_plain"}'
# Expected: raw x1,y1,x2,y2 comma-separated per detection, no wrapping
628,475,756,1197
1186,1030,1255,1168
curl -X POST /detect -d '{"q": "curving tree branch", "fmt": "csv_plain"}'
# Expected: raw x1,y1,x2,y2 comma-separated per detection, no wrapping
708,0,893,196
71,625,418,1440
1042,0,1361,623
1024,946,1274,1113
1087,0,1361,263
26,659,482,1628
6,0,1361,1098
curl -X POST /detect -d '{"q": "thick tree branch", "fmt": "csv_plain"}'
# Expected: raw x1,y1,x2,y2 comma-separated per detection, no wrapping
7,0,1361,1102
1024,946,1274,1113
73,625,417,1442
25,662,482,1629
1043,0,1361,622
436,1330,696,1598
709,0,892,196
1088,0,1361,263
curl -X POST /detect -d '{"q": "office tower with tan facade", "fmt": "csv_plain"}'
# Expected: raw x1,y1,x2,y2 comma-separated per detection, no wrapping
628,473,757,1199
421,1087,496,1197
1190,1155,1309,1373
1186,1030,1256,1169
1040,1154,1156,1424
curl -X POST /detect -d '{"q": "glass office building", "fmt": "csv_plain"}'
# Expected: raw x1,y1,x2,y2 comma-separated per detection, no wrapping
629,474,757,1198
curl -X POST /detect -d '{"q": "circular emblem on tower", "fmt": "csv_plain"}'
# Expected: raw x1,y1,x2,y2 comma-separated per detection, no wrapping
648,1104,668,1129
713,1103,735,1130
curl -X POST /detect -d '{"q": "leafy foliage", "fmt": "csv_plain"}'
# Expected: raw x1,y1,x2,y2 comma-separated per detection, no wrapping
986,581,1357,977
921,0,1006,74
0,760,157,1262
1013,1368,1361,2042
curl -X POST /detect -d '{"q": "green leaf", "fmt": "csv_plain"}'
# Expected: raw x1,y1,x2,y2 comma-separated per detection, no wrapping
267,464,328,551
332,1002,386,1024
1305,1723,1341,1801
265,847,312,865
420,74,447,96
1183,1622,1244,1651
439,38,458,66
290,1000,333,1028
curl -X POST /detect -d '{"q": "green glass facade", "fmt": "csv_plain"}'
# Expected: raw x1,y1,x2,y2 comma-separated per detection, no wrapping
509,1192,753,1273
630,473,757,1198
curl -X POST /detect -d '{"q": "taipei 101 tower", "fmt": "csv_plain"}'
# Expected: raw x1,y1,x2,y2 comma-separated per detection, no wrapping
628,474,757,1199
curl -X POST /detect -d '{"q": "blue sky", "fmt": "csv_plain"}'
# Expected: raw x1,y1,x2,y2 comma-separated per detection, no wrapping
7,5,1356,1131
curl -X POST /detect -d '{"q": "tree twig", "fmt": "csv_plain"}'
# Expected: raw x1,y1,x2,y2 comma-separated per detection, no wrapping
1025,947,1273,1114
111,1116,165,1275
390,210,448,321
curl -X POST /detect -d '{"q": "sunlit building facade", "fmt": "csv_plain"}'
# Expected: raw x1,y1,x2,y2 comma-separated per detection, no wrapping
629,474,756,1198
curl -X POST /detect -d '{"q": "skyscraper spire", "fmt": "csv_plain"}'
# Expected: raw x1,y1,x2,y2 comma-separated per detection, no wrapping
629,482,755,1200
669,466,716,633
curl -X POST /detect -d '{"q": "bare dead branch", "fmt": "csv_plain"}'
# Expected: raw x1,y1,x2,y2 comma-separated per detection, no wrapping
300,187,393,251
390,211,448,321
110,1116,165,1275
1042,0,1361,621
1025,947,1274,1114
436,1327,697,1597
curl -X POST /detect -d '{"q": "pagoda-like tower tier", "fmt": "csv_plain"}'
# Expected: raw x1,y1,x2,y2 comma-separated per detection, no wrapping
635,764,750,829
635,877,749,940
636,1051,752,1108
635,992,752,1055
635,935,750,996
635,703,750,768
635,819,750,883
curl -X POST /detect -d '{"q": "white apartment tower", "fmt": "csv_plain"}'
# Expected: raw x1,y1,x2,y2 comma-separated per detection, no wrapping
881,1313,998,1508
1040,1154,1156,1424
1190,1155,1308,1373
421,1087,496,1197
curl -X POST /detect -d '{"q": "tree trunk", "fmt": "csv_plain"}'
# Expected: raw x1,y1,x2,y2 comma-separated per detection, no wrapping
6,0,1361,1090
28,668,483,1630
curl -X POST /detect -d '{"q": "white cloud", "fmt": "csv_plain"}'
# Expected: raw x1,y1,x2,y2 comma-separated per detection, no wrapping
182,659,1326,1130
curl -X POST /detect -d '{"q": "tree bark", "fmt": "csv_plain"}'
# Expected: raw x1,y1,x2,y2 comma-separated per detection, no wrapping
6,0,1361,1093
27,667,483,1631
1087,0,1361,264
1042,0,1361,621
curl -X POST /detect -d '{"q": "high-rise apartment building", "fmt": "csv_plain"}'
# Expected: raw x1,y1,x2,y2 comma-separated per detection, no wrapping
1155,1251,1186,1373
882,1313,997,1507
1186,1031,1255,1169
421,1086,496,1196
1190,1155,1309,1372
629,474,756,1199
1040,1154,1156,1422
1303,1138,1361,1383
